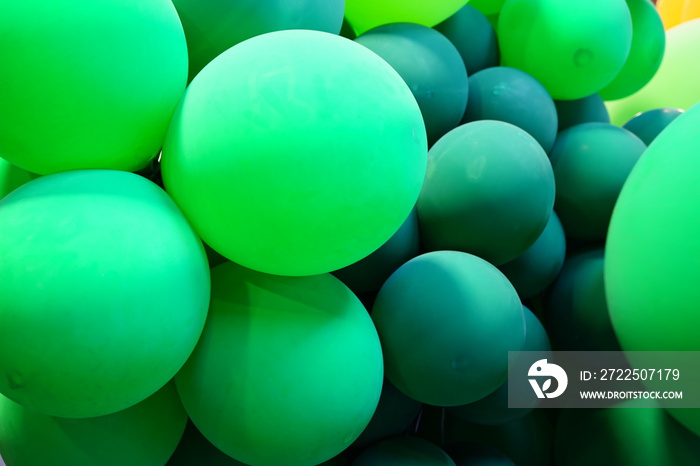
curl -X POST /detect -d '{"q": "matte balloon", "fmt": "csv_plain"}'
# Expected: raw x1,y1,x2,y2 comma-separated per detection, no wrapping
462,67,558,152
372,251,526,406
345,0,469,35
175,262,383,466
0,170,210,418
354,23,469,145
498,0,632,100
598,0,665,101
353,437,455,466
162,30,427,276
0,158,37,199
555,94,610,132
622,108,684,145
0,383,186,466
171,0,345,80
549,123,646,241
417,120,555,265
0,0,187,175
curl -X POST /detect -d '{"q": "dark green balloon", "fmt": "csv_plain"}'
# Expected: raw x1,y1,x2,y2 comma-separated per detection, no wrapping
622,108,684,146
446,443,515,466
353,437,456,466
417,120,555,265
498,212,566,300
167,422,246,466
462,66,558,153
554,94,610,132
355,23,469,144
372,251,526,406
549,123,646,241
0,158,37,200
434,5,499,76
0,383,186,466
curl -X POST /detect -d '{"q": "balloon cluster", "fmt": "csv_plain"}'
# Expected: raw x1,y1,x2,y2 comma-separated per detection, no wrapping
0,0,699,465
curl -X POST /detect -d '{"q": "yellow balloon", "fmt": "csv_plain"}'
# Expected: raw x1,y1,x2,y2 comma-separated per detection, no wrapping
657,0,685,29
681,0,700,22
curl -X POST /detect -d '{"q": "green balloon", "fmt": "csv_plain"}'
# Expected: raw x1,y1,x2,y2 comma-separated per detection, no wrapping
498,212,566,299
435,5,500,76
417,120,555,265
466,0,505,15
0,0,187,175
168,422,246,466
549,123,646,241
355,23,469,144
622,108,684,146
0,383,186,466
162,30,427,277
0,158,37,200
372,251,526,406
498,0,632,100
345,0,469,35
353,437,456,466
175,262,383,466
598,0,665,101
461,67,558,152
446,443,515,466
0,170,210,418
171,0,344,80
555,94,610,132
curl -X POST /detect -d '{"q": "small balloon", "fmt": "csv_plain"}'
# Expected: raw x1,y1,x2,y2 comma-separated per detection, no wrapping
555,94,610,132
345,0,469,35
622,108,684,146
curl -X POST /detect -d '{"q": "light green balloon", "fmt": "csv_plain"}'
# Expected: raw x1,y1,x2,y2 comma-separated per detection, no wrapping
606,19,700,126
498,0,632,100
175,262,383,466
345,0,469,35
162,30,427,276
0,158,37,200
0,0,187,175
0,383,186,466
0,170,210,418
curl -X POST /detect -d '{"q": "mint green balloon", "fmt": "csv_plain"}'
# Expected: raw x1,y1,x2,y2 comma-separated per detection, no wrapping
0,158,37,199
175,262,383,466
162,30,427,277
0,0,187,175
0,170,210,418
0,383,186,466
498,0,632,100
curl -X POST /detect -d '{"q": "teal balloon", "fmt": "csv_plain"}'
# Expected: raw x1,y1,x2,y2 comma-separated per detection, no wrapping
372,251,526,406
171,0,345,80
462,66,558,152
554,94,610,132
622,108,684,146
353,437,456,466
0,170,210,418
446,443,515,466
417,120,555,265
549,123,646,241
498,212,566,299
175,262,383,466
355,23,469,144
0,383,187,466
0,158,37,200
435,5,499,75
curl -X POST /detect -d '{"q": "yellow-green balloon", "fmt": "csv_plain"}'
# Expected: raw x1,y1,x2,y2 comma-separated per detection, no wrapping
0,170,210,418
162,30,427,276
345,0,469,35
0,383,186,466
0,0,187,175
498,0,632,100
175,262,383,466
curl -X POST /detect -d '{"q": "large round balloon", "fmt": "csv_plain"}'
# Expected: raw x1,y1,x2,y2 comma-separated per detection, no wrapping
171,0,345,80
498,0,632,100
417,120,555,265
0,170,210,418
162,30,427,276
345,0,469,35
622,108,684,146
175,262,383,466
0,383,186,466
0,158,37,200
0,0,187,175
372,251,526,406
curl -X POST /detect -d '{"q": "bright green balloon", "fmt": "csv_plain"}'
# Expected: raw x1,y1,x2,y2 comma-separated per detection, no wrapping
171,0,344,80
555,94,610,132
606,19,700,126
0,0,187,175
0,383,186,466
0,158,37,200
353,437,456,466
498,0,632,100
467,0,506,15
162,30,427,277
622,108,684,145
345,0,469,35
372,251,526,406
175,262,383,466
598,0,665,101
417,120,555,265
0,170,210,418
